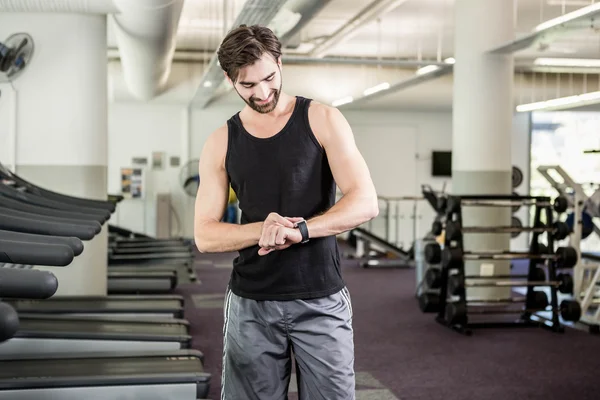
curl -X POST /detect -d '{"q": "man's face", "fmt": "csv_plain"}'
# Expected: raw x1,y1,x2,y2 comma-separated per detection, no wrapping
229,53,282,114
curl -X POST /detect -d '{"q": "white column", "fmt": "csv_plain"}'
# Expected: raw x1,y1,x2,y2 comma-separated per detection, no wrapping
0,13,108,296
452,0,515,300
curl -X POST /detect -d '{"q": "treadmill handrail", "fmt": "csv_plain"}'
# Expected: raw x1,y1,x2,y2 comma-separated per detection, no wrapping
0,301,19,343
0,239,74,266
0,193,104,223
0,267,58,299
0,166,115,212
0,207,101,234
0,184,110,221
0,214,98,240
0,230,84,256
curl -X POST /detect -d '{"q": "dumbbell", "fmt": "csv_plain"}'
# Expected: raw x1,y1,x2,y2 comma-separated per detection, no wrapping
447,268,574,296
418,292,441,313
441,246,578,270
445,294,581,325
446,195,569,215
445,220,571,242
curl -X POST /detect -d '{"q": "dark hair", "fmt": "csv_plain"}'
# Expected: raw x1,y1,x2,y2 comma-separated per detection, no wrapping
217,24,282,82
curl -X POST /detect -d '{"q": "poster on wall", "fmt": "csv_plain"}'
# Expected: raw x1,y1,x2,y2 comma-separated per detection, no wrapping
152,151,165,170
120,167,144,199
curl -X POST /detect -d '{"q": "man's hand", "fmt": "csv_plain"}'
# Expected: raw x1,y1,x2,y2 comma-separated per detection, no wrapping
258,213,304,256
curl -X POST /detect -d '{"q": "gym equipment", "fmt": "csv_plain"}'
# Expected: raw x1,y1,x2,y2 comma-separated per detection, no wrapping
511,216,522,238
446,195,568,214
107,269,178,294
445,220,570,241
0,303,18,343
424,193,574,335
424,266,548,290
0,267,58,299
0,239,74,266
0,315,192,356
538,165,600,330
347,227,413,268
0,230,83,256
438,245,578,270
565,211,594,239
0,350,210,399
0,163,116,213
445,297,582,325
447,271,574,296
6,295,185,319
0,194,104,223
0,213,98,240
512,165,523,188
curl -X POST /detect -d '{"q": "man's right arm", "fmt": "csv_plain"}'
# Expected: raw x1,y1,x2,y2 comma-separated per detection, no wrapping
193,125,263,253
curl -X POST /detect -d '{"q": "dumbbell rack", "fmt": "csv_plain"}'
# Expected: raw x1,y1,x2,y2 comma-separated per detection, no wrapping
436,194,564,335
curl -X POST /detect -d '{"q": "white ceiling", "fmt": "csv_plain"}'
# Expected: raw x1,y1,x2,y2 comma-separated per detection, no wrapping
164,0,600,61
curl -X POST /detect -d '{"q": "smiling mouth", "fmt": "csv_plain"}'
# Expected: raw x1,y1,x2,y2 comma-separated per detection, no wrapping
254,93,273,104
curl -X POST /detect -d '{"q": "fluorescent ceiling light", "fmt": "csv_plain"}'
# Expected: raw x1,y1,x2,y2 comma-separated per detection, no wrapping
534,57,600,67
416,65,441,75
546,0,593,6
535,2,600,31
203,81,212,88
332,96,353,107
516,90,600,112
444,57,455,64
363,82,390,96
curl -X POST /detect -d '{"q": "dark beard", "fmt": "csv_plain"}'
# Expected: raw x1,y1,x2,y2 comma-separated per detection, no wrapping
248,87,281,114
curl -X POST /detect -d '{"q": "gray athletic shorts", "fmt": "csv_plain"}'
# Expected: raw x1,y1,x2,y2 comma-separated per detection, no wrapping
221,286,355,400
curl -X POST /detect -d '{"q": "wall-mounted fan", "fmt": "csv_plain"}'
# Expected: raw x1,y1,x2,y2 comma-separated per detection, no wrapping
0,33,34,82
180,159,200,197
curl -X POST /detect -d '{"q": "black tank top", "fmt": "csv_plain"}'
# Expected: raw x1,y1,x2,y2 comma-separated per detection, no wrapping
225,96,345,301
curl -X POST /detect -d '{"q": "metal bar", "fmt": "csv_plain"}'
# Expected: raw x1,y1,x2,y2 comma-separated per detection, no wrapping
460,226,557,234
463,251,557,260
458,199,553,207
464,280,558,287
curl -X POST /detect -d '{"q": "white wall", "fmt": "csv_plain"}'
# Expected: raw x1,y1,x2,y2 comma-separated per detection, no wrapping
107,103,192,236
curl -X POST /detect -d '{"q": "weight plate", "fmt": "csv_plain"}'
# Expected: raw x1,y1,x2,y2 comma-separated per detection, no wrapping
511,216,522,238
512,166,523,188
512,192,521,213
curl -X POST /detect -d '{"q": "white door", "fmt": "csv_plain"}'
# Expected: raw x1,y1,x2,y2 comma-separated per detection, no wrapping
351,124,418,247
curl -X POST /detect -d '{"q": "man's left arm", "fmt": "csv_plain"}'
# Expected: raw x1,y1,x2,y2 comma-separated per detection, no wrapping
304,104,379,239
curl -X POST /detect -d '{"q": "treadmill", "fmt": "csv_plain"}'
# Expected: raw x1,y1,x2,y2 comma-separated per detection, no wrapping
0,236,191,355
0,178,190,300
0,224,211,399
0,203,186,319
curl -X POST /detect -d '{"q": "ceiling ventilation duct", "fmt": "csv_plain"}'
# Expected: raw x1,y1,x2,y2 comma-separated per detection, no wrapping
0,0,184,101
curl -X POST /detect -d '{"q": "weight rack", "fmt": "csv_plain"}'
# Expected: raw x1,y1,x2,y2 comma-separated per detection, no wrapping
436,194,565,336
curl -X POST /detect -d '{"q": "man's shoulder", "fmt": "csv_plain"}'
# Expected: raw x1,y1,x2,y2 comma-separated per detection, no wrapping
307,99,345,128
204,124,229,153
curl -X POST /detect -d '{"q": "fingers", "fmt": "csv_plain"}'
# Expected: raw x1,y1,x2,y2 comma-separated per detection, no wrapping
268,212,295,228
285,217,305,225
275,227,287,246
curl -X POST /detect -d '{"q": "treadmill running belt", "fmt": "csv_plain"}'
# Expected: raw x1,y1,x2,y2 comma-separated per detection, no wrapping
7,299,182,313
17,319,189,337
0,356,203,378
0,353,211,398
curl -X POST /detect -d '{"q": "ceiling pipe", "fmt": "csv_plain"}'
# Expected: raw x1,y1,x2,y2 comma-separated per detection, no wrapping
0,0,184,101
309,0,410,59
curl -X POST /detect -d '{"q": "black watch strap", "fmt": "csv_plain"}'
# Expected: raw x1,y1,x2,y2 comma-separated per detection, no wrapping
295,220,310,243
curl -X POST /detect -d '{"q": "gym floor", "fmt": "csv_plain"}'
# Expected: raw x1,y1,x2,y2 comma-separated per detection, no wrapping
176,247,600,400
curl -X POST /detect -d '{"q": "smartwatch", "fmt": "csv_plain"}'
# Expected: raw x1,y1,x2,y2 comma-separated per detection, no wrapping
295,220,310,244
